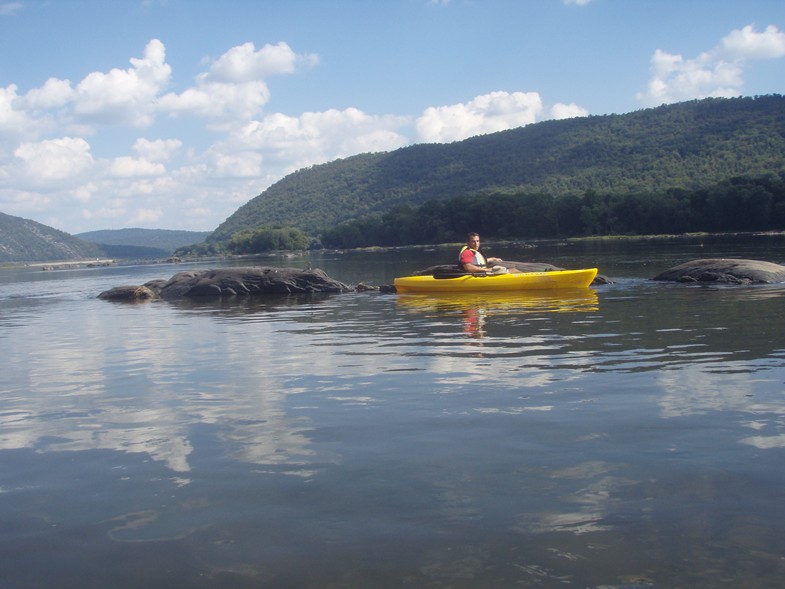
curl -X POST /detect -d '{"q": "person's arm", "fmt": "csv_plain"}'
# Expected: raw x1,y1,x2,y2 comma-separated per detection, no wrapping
463,261,491,273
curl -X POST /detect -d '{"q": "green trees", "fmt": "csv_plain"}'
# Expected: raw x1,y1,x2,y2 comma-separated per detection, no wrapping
228,227,312,254
178,173,785,254
320,174,785,248
171,173,785,254
177,226,313,256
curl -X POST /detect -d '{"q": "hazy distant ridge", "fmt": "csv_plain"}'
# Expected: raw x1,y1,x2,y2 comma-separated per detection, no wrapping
1,219,211,263
0,212,103,263
76,228,211,252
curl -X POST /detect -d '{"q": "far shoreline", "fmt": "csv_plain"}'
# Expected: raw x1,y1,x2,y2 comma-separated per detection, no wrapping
3,231,784,270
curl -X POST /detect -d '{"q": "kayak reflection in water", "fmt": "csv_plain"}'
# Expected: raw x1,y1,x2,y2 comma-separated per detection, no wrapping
463,306,486,340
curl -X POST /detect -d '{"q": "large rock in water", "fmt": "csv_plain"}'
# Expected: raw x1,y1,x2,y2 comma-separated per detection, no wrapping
651,258,785,284
99,267,351,301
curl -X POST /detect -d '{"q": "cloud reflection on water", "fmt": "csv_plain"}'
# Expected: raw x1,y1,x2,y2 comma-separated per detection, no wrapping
0,299,326,476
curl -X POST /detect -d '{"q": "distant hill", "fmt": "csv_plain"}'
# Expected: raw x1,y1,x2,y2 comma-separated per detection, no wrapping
209,95,785,243
0,217,211,263
0,212,104,263
76,228,211,254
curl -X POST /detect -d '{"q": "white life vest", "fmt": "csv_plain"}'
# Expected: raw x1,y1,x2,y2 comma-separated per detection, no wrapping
459,246,487,267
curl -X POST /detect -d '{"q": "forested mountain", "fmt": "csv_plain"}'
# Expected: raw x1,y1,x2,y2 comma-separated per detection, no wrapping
0,212,103,263
209,95,785,244
77,228,211,254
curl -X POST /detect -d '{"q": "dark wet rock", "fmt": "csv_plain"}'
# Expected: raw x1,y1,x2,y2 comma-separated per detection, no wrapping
97,285,157,301
99,267,352,301
355,282,378,292
157,267,351,298
144,279,168,291
651,258,785,284
413,261,612,285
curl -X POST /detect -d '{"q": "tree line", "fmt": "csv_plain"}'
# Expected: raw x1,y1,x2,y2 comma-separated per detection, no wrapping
174,173,785,256
176,226,313,256
319,174,785,249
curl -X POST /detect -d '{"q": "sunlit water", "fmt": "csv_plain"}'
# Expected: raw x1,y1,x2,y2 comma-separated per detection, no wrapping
2,235,785,588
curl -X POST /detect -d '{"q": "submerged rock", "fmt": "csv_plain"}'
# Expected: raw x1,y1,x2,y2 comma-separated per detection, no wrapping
97,285,157,301
98,267,352,301
651,258,785,284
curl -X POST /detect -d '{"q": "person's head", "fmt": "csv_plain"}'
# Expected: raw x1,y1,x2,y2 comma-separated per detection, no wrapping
467,232,480,249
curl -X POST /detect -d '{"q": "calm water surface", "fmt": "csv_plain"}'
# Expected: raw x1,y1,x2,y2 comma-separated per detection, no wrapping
1,235,785,588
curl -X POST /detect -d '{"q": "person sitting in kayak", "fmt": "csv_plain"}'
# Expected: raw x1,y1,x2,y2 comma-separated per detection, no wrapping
459,232,517,274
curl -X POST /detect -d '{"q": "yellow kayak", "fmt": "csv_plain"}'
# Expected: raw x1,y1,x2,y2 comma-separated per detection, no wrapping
393,268,598,293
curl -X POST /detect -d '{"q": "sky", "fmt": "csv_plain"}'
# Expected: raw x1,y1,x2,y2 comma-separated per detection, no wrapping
1,0,784,235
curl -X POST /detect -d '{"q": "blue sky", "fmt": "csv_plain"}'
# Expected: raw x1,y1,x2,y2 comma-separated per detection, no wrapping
1,0,784,234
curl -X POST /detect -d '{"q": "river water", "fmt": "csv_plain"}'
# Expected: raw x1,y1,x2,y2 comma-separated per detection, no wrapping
1,234,785,588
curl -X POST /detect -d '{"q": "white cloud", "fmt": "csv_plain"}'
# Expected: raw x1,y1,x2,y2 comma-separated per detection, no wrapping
210,151,264,178
550,102,590,120
14,137,94,183
0,2,22,16
130,207,164,224
0,84,58,145
2,41,172,146
415,91,587,143
720,24,785,60
108,156,166,178
70,39,171,128
84,204,126,221
205,41,318,83
22,78,74,110
416,91,544,143
563,0,592,5
232,107,409,171
71,182,96,204
638,24,785,106
157,42,318,128
0,84,28,137
132,138,182,163
158,80,271,128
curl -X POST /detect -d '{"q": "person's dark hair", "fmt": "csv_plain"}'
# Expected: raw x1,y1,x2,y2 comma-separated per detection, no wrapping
467,232,479,240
